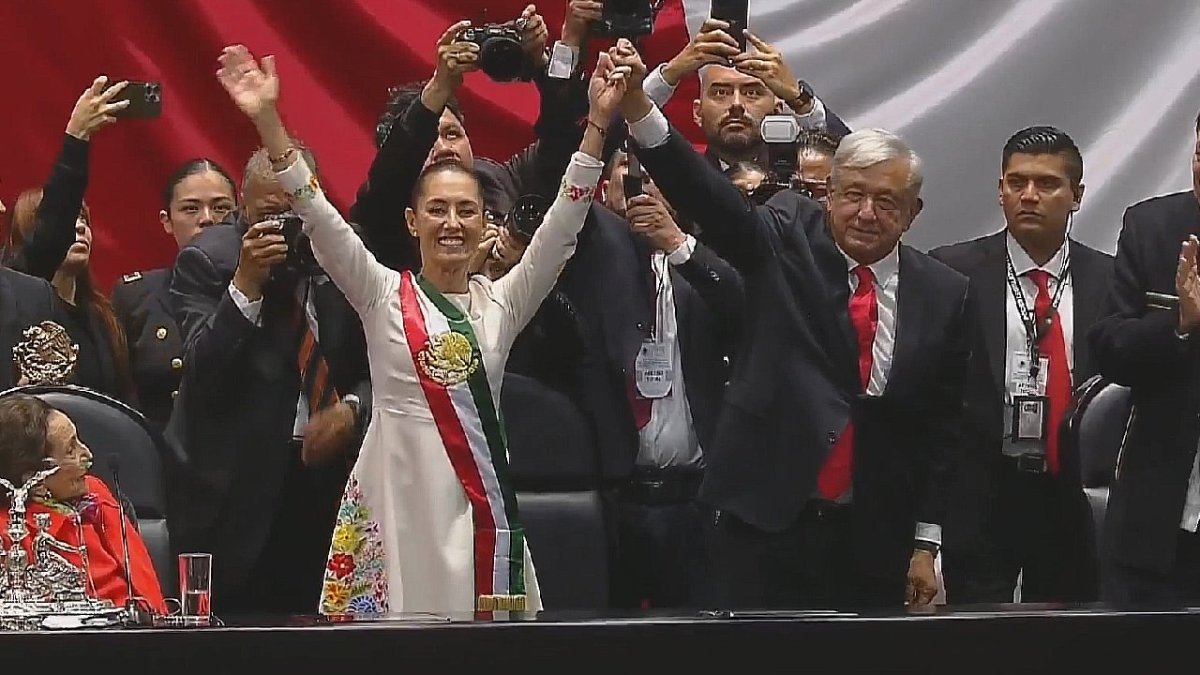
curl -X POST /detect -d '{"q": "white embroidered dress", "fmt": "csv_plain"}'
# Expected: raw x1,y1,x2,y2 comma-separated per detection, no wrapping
275,152,602,615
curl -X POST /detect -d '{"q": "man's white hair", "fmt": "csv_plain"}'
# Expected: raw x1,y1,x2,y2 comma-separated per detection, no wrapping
831,128,924,197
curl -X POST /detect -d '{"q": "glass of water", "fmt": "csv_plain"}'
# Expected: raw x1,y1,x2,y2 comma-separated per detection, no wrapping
178,553,212,626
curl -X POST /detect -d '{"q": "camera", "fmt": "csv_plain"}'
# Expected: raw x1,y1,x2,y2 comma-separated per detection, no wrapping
592,0,657,39
504,194,551,244
277,214,323,277
753,114,803,204
457,21,531,82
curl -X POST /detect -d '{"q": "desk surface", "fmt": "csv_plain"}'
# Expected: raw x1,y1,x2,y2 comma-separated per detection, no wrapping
0,605,1184,672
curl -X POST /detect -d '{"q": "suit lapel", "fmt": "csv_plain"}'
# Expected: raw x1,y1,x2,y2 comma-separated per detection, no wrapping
977,233,1009,396
810,223,860,388
887,246,924,393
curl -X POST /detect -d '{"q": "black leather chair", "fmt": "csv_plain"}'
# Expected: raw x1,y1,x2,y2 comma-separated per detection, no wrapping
0,384,174,597
501,373,608,609
1061,375,1133,560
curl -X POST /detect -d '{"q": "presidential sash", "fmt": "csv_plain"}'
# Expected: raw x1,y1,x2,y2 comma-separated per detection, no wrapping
399,271,526,614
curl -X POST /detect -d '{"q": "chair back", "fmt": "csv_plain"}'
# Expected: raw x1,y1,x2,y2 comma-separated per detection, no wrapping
502,373,608,609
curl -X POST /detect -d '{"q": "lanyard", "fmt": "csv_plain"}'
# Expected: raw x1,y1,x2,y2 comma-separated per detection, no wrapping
649,252,672,343
1004,245,1069,377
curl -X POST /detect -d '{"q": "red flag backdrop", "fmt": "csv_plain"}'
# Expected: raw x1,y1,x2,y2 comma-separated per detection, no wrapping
0,0,697,290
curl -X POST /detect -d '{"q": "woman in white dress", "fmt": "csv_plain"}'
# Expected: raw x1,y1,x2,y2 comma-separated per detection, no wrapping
215,44,626,615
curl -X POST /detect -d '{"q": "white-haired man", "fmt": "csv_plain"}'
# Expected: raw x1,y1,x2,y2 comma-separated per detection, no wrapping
610,41,973,609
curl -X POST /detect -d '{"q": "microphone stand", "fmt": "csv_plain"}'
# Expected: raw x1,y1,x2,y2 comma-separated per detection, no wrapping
107,457,153,626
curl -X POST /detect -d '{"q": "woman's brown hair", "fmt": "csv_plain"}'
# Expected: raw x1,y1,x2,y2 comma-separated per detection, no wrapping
0,395,54,506
7,189,134,400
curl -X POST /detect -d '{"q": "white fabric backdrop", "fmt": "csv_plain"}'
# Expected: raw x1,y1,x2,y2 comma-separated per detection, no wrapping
680,0,1200,253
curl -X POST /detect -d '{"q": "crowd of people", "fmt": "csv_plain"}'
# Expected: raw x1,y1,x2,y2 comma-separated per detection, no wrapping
4,1,1200,617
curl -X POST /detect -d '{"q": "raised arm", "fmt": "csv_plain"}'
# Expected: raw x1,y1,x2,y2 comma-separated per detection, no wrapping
10,78,128,279
492,52,627,334
215,44,397,316
611,41,767,272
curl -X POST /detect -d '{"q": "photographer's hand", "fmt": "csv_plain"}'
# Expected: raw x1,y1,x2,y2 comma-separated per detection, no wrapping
65,76,130,141
518,4,550,69
424,21,480,112
562,0,603,49
732,32,803,110
662,18,741,87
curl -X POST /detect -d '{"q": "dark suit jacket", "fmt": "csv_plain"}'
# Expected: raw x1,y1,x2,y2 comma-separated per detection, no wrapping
557,204,743,480
930,230,1113,601
632,124,972,586
165,221,371,591
1090,191,1200,575
0,268,60,390
111,268,185,434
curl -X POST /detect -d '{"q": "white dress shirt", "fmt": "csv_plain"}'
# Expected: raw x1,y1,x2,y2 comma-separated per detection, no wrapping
1001,233,1074,456
636,238,704,470
229,278,319,439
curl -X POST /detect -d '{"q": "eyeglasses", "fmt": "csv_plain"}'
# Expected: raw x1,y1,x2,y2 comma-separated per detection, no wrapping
834,189,901,214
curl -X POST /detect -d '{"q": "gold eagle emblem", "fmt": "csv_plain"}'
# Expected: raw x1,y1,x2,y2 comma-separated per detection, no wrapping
417,331,479,386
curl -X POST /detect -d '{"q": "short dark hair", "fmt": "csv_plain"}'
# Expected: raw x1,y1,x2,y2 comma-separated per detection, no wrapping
797,128,842,156
0,395,53,504
376,81,465,149
1002,125,1084,186
163,158,237,209
410,158,483,206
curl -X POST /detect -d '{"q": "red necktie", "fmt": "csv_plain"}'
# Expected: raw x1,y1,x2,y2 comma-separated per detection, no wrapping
292,291,339,413
1026,269,1068,475
817,266,878,500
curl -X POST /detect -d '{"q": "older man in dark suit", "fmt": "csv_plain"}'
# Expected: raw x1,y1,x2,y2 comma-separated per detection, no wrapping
166,147,371,614
931,126,1113,604
613,42,971,609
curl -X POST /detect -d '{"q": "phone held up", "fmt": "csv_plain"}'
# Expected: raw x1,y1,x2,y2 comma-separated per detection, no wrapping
104,80,163,119
709,0,748,52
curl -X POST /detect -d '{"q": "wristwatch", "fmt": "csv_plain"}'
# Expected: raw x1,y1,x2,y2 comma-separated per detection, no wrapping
914,540,940,557
342,393,366,430
788,80,815,114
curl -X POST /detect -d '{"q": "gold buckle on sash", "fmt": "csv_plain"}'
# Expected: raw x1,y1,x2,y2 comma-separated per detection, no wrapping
477,594,527,612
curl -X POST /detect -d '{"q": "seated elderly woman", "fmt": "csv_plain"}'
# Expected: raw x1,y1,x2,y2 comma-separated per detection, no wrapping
0,395,164,612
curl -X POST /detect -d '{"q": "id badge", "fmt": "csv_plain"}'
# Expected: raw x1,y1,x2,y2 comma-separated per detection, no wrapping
635,340,673,399
1010,352,1049,397
1010,395,1048,441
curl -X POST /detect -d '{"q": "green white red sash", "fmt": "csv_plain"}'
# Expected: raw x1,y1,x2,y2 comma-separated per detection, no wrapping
399,271,526,614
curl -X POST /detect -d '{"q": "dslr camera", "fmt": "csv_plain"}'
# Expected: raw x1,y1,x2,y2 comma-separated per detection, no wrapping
591,0,657,39
457,20,533,83
276,214,323,277
751,114,806,205
503,194,551,244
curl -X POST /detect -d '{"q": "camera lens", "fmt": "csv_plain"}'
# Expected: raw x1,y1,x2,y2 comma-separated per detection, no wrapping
479,36,525,82
505,194,550,241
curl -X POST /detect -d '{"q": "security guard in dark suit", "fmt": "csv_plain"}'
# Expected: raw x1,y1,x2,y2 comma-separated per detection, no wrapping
111,268,183,433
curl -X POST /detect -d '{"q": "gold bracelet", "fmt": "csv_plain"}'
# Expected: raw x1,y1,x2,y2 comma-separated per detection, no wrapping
268,146,296,164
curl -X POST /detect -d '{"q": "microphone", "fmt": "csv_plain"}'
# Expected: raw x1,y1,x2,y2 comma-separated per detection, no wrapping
107,456,149,623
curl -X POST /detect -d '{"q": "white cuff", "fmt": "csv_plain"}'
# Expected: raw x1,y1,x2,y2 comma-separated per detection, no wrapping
228,281,263,326
547,41,577,79
795,96,828,130
915,522,942,547
627,105,671,149
643,63,678,108
666,234,696,265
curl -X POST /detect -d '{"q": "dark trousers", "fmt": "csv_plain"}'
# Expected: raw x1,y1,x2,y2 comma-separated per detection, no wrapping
1104,528,1200,606
609,470,708,609
974,456,1099,598
221,443,345,615
706,503,904,610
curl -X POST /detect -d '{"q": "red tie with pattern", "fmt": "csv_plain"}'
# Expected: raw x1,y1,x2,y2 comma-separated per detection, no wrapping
817,266,878,500
1026,269,1068,475
293,291,339,413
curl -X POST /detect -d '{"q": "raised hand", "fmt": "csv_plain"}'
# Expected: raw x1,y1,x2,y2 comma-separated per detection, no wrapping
518,4,550,67
587,51,630,123
433,21,481,90
216,44,279,121
732,32,801,104
65,76,130,141
562,0,604,48
627,194,686,253
1177,235,1200,334
609,39,651,121
662,18,743,86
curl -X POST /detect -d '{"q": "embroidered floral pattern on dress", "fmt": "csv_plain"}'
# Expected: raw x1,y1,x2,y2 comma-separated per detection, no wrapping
319,476,389,615
292,173,320,201
559,180,593,203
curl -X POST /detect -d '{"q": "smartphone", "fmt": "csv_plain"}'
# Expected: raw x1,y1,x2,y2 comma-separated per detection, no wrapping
106,80,163,119
623,152,644,199
710,0,748,52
